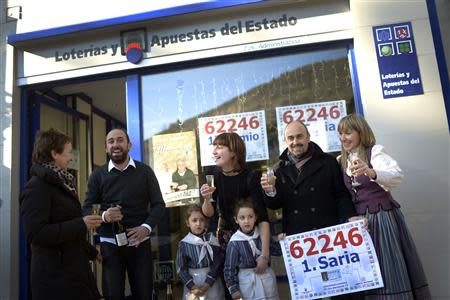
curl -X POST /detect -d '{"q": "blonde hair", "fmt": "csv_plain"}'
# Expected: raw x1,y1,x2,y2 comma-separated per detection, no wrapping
338,114,376,170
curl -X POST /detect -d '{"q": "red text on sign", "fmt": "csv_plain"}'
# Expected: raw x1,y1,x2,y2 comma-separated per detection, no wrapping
289,228,363,259
282,105,341,124
204,116,260,134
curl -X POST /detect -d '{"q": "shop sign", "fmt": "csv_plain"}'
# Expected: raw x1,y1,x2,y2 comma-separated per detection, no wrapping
52,28,149,65
275,100,346,154
198,110,269,166
372,22,423,99
18,6,352,84
280,220,383,299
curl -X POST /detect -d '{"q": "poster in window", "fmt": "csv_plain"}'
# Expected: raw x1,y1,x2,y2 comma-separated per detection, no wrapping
275,100,347,154
198,110,269,166
152,131,199,207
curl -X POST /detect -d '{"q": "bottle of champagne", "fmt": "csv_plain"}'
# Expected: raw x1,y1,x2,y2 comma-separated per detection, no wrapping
111,204,128,246
166,283,173,300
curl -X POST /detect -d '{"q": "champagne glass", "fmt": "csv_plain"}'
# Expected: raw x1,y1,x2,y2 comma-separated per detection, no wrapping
89,204,102,263
205,175,216,193
348,153,361,187
267,166,275,186
92,204,101,216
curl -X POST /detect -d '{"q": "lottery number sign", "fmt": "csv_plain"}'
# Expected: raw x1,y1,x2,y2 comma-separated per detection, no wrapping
289,227,362,261
281,105,341,124
203,115,260,135
280,221,383,299
198,110,269,166
276,100,346,155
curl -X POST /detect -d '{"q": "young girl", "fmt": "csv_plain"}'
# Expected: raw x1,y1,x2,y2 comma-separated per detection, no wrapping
338,113,431,300
176,205,224,300
224,200,279,300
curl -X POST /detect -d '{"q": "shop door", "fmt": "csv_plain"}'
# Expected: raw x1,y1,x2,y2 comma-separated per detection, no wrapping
20,92,93,300
31,94,92,198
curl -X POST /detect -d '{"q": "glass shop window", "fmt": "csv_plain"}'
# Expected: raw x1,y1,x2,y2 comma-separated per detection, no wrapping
141,44,356,297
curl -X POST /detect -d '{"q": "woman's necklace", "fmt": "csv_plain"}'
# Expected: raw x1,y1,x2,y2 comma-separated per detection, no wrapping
221,164,241,176
221,169,241,176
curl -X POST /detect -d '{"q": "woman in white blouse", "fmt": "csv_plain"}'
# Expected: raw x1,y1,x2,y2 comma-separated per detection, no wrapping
337,113,431,300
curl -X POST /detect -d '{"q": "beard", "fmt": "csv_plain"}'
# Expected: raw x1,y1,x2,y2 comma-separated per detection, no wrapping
108,148,129,164
290,144,307,157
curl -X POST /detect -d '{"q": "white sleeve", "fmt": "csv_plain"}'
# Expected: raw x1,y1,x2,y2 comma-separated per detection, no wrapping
370,144,403,191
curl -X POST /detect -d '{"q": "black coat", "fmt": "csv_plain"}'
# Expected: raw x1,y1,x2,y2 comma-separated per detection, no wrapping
19,164,100,300
264,142,355,235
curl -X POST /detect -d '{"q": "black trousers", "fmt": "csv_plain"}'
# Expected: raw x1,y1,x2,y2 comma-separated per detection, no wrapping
100,239,153,300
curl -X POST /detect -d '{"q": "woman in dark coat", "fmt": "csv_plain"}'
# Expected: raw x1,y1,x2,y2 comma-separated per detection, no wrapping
20,128,103,300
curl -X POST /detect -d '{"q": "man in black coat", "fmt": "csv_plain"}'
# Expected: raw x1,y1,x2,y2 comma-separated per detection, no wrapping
261,121,358,235
83,128,166,300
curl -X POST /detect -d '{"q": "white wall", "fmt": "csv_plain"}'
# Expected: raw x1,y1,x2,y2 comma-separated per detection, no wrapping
0,1,19,299
351,1,449,298
16,0,210,33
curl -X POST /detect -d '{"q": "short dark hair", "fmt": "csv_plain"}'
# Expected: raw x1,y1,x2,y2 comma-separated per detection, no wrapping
185,204,207,221
108,127,130,143
233,199,258,219
32,128,72,164
213,132,246,171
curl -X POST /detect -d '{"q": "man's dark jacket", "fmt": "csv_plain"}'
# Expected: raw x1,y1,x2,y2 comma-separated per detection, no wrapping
264,142,355,235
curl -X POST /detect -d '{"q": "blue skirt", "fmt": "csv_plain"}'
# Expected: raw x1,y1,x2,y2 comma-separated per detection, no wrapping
362,208,431,300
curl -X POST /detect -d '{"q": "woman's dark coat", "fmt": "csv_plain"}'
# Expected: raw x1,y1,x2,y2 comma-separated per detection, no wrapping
20,164,100,300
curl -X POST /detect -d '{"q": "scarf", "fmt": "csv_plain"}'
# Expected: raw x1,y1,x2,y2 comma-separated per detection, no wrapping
287,142,314,170
41,162,77,197
229,227,261,257
181,232,220,265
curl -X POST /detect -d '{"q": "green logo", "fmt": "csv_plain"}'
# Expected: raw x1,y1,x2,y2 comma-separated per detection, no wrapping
381,45,393,56
398,41,412,54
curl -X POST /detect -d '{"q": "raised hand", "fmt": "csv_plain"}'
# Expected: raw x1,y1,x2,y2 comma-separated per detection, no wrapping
349,158,376,179
83,215,103,229
260,173,276,193
200,183,214,200
104,205,123,223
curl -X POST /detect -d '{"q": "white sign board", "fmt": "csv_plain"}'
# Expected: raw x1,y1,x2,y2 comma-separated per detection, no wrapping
276,100,347,154
280,220,383,299
198,110,269,166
